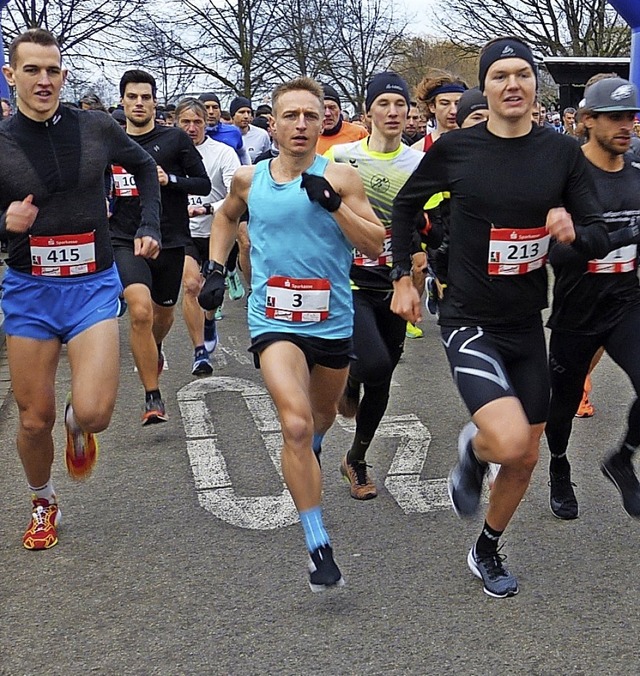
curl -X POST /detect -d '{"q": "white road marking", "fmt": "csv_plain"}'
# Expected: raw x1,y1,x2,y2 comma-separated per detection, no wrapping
338,414,450,513
177,377,298,530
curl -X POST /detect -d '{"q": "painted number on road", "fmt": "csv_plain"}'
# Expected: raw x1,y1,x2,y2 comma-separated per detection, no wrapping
177,377,450,531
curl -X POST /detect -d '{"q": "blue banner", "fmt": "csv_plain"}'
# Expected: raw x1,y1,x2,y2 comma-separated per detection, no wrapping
0,0,11,99
608,0,640,89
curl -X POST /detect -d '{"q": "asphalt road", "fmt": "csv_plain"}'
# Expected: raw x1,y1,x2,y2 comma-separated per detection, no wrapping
1,294,639,675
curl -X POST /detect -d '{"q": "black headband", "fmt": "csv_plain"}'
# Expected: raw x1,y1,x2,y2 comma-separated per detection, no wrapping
478,39,537,92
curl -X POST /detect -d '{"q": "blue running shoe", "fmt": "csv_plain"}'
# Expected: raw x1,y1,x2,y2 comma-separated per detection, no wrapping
192,346,213,376
226,269,245,300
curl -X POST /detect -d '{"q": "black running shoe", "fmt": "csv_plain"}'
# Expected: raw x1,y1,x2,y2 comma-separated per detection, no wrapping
308,544,345,593
549,470,579,520
448,422,487,517
601,452,640,517
142,396,168,426
467,545,519,598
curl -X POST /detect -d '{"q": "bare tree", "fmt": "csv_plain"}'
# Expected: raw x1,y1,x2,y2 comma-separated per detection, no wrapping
1,0,147,69
138,0,285,100
316,0,408,111
391,37,480,91
437,0,630,57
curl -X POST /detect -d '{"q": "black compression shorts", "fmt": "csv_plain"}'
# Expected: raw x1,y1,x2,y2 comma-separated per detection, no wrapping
249,332,354,371
113,244,185,307
184,237,209,266
441,320,549,424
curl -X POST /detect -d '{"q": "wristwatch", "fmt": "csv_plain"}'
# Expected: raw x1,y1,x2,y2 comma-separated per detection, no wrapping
201,260,226,278
389,265,411,282
203,203,213,216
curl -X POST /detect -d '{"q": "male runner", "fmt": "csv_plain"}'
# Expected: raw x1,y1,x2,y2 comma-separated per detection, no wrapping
111,70,210,424
325,72,426,499
411,70,467,151
0,29,161,550
198,92,250,165
176,97,240,375
230,96,271,163
545,77,640,520
316,84,368,155
198,77,385,591
390,37,610,598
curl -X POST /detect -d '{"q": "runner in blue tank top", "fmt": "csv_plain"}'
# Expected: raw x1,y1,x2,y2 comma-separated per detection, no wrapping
199,77,385,592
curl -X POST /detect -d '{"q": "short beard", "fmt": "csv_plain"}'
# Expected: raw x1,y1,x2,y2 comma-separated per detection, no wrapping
128,115,153,128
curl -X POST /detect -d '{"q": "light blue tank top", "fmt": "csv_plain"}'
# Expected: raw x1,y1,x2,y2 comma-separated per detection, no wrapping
247,155,353,339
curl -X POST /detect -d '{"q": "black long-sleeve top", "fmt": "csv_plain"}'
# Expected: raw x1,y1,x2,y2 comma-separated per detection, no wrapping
0,106,161,274
392,123,611,328
109,125,211,249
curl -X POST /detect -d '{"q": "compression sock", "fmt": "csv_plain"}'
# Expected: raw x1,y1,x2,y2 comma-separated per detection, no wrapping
619,442,636,463
29,480,57,505
550,451,571,476
475,521,503,558
299,506,330,552
347,431,372,464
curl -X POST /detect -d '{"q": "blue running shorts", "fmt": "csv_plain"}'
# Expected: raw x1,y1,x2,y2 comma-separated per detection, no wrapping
1,264,122,343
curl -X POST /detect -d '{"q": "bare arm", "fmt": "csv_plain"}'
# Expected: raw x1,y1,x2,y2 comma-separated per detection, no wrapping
208,166,254,265
324,163,385,260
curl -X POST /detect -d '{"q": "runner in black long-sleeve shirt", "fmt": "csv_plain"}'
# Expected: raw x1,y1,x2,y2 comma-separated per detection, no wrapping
390,37,611,598
545,77,640,521
0,29,161,551
110,69,211,425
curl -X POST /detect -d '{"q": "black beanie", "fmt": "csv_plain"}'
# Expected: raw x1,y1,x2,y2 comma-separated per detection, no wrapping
365,72,411,111
198,92,220,105
455,88,488,126
322,84,341,108
230,96,252,117
478,38,537,93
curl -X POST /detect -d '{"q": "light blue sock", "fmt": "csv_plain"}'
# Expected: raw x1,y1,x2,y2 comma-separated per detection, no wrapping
299,506,330,552
312,433,324,454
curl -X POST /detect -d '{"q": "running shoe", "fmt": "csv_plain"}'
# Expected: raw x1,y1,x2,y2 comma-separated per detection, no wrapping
192,346,213,376
157,345,167,375
337,377,360,418
214,304,224,321
549,470,579,520
575,395,594,418
226,269,245,300
23,498,61,550
601,452,640,517
425,275,439,316
64,395,99,481
203,317,218,353
308,544,346,592
142,395,168,426
117,296,128,317
405,322,423,339
467,545,519,598
448,422,486,517
340,455,378,500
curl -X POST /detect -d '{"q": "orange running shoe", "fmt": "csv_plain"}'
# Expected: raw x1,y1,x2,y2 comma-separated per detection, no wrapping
64,395,99,480
23,498,61,550
340,455,378,500
575,375,595,418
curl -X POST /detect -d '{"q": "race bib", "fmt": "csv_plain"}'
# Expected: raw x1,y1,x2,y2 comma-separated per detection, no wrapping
112,165,139,197
488,226,549,275
188,194,204,208
588,244,637,273
30,232,97,276
265,276,330,322
354,228,391,267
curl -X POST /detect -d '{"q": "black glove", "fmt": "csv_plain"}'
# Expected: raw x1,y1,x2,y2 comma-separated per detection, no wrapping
608,219,640,248
301,172,341,212
198,261,226,311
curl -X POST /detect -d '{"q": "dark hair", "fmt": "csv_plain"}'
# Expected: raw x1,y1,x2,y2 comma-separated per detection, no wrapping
119,69,157,99
8,28,61,67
